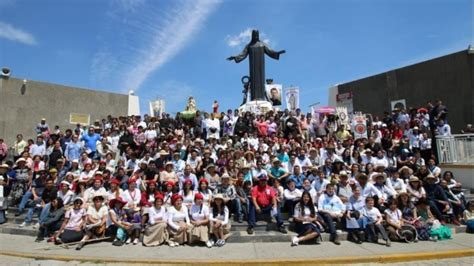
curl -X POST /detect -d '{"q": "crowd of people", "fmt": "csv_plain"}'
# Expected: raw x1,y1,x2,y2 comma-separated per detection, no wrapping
0,98,472,251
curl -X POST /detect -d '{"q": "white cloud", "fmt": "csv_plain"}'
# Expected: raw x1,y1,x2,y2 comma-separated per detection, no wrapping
122,0,220,92
115,0,146,12
226,28,271,47
0,21,36,45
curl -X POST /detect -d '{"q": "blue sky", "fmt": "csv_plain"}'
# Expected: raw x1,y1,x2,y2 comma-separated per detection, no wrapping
0,0,471,115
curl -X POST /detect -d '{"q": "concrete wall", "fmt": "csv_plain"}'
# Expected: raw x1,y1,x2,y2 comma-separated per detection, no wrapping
0,77,129,145
336,49,474,132
440,164,474,190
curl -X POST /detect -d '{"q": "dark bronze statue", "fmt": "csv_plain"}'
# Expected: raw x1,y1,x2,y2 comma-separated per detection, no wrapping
227,30,285,102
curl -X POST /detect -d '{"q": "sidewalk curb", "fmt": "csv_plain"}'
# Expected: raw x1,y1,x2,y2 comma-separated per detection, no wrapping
1,248,473,265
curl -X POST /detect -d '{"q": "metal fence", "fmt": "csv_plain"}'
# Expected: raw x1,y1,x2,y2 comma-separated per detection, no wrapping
436,134,474,164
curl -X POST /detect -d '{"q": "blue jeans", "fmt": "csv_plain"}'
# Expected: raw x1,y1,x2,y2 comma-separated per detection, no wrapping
232,198,243,220
25,200,42,224
18,191,33,213
248,202,283,228
38,203,51,224
319,212,338,236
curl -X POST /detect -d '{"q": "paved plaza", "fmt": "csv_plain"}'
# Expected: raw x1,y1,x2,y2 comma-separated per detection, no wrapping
0,233,472,265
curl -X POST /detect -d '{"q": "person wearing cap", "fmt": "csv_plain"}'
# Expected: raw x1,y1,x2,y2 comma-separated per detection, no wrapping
423,173,450,222
109,197,133,246
209,193,231,247
268,158,290,184
178,164,198,191
215,173,243,223
143,193,169,246
55,197,87,244
189,193,213,247
373,173,396,208
83,174,107,205
80,126,101,159
167,194,192,247
107,178,124,202
76,192,108,250
163,180,176,208
318,183,345,245
247,174,287,235
160,161,179,186
335,171,353,203
283,179,302,217
58,180,75,206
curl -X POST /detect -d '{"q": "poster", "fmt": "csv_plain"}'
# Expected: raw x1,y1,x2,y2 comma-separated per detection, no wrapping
149,99,165,117
69,113,90,125
336,106,349,127
265,84,282,106
390,99,406,111
285,87,300,111
352,113,367,140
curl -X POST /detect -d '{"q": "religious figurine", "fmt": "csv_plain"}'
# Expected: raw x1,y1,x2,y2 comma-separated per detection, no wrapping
186,96,196,112
227,29,285,102
212,100,219,114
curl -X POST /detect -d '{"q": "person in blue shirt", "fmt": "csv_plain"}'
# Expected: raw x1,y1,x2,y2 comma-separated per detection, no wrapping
80,127,101,159
267,158,289,186
287,165,306,190
65,135,83,163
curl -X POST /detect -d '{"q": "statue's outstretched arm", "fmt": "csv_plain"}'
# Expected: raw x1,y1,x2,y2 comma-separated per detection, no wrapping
227,46,249,63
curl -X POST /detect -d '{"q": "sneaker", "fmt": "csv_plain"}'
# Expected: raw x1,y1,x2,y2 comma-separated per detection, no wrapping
112,239,123,246
19,222,29,228
291,236,299,246
247,227,254,235
206,240,214,248
133,238,139,245
221,240,226,246
125,238,132,245
75,241,85,250
386,239,391,247
333,235,341,245
279,226,288,234
169,241,177,247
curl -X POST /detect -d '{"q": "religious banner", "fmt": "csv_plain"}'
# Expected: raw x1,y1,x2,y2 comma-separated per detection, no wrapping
352,113,367,140
265,84,282,106
285,87,299,111
149,99,165,117
336,106,349,127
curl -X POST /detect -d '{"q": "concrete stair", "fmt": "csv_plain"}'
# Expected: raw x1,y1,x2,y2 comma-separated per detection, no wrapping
0,207,468,243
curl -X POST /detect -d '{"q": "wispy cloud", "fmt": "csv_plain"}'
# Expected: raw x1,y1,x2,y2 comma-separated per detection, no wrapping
0,21,36,45
91,0,220,93
226,28,271,47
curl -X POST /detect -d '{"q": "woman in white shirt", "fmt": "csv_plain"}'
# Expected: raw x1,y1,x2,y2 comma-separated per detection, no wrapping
58,181,75,206
197,179,213,206
143,194,169,246
384,199,403,241
122,178,141,211
179,179,195,209
167,194,192,247
291,191,321,246
189,193,213,248
209,194,230,247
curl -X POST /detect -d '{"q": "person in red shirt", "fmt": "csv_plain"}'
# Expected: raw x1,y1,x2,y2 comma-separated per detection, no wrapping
254,116,269,137
247,174,287,235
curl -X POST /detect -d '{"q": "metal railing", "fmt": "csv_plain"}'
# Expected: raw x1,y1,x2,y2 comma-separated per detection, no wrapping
436,134,474,164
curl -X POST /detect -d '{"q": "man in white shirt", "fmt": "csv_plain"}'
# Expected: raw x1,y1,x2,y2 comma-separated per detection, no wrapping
318,184,345,245
295,148,313,173
283,179,302,217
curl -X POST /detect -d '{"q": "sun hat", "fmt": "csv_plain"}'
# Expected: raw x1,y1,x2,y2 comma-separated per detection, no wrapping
109,197,127,209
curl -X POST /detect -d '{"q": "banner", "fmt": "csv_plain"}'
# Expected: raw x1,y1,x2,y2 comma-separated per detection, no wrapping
352,113,367,140
149,99,165,117
285,87,299,111
265,84,282,106
336,106,349,127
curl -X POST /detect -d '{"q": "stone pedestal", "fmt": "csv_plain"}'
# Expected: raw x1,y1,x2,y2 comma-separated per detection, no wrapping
238,100,274,114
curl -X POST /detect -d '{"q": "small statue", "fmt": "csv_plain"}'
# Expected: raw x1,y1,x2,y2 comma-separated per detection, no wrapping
186,96,196,112
212,100,219,114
